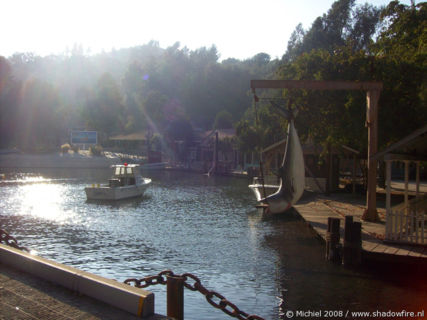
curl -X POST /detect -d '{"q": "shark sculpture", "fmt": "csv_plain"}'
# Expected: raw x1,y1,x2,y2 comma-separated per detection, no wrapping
249,109,305,214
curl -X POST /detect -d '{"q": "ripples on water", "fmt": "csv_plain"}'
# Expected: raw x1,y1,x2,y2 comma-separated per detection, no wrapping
0,169,426,319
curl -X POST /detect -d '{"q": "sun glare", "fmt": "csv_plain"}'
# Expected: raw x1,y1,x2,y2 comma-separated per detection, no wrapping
19,183,72,223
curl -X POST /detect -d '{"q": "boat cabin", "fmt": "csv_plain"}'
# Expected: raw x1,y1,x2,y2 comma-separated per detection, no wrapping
109,164,139,187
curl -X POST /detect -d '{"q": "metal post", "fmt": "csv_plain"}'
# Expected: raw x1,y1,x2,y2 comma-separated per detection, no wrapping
167,275,184,320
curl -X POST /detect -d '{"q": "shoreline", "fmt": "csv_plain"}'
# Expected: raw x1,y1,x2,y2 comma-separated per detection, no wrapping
0,152,120,169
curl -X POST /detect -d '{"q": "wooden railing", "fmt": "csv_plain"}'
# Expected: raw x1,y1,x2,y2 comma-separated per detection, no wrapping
385,196,427,245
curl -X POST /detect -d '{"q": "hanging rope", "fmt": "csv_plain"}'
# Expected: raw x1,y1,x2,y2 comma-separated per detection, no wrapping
252,89,267,199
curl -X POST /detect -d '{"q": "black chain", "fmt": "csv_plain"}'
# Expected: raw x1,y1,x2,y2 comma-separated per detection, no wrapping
0,229,30,252
124,270,264,320
124,270,174,288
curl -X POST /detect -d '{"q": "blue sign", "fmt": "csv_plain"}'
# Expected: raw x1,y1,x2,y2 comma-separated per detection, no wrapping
71,131,97,145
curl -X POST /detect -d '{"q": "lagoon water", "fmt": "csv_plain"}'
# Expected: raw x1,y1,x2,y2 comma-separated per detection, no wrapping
0,169,425,319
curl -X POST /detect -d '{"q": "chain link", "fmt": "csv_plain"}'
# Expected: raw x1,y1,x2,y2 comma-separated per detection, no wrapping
0,229,30,252
124,270,265,320
124,270,174,287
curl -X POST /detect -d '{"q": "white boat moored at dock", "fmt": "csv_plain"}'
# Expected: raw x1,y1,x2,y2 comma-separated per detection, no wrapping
85,164,151,200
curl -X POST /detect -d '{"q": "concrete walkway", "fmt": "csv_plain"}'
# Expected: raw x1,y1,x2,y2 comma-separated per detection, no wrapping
0,263,171,320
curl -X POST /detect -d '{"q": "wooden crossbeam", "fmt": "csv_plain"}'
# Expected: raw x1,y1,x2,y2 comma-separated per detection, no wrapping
250,80,383,91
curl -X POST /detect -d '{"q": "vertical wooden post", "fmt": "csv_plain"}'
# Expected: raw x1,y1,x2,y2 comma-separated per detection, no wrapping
326,217,341,263
404,160,409,214
167,275,184,320
385,160,392,239
351,222,362,266
213,131,218,174
326,144,333,195
363,90,380,222
352,155,357,194
416,161,420,198
326,218,332,259
343,216,354,266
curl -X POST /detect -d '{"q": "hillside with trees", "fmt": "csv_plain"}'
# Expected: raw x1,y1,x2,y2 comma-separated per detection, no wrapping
0,0,425,156
237,0,426,155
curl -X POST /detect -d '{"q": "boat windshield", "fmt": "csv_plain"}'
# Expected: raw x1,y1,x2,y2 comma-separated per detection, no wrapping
114,166,134,176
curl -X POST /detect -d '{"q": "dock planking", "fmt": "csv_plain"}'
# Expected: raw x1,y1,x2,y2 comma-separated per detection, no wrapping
294,192,427,264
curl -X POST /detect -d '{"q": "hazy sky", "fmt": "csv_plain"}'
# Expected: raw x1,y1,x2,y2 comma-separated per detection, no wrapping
1,0,419,61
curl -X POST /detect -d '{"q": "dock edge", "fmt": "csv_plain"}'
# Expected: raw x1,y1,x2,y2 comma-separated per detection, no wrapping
0,244,154,318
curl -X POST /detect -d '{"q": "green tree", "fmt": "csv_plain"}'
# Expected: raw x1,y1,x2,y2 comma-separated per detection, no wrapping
213,110,233,129
235,119,265,154
373,1,427,143
142,90,169,132
375,1,426,61
276,1,426,152
16,78,63,151
284,0,381,61
83,73,125,139
0,56,19,148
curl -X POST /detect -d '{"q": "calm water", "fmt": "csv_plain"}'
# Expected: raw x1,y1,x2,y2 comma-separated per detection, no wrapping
0,169,425,319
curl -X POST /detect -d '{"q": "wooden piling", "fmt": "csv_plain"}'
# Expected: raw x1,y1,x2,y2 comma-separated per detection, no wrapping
351,222,362,266
343,216,353,266
167,275,184,320
342,216,362,266
326,217,341,263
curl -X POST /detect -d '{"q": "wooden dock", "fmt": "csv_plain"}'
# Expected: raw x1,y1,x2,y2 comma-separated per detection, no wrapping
294,192,427,265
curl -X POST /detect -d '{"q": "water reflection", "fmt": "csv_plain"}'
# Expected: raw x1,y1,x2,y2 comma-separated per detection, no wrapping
1,169,426,319
86,196,147,208
19,183,69,222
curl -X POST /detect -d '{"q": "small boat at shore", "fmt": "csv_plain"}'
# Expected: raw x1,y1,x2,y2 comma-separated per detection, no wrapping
85,164,151,201
249,110,305,215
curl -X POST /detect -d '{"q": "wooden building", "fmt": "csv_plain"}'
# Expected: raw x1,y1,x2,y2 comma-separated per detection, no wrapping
191,129,239,174
260,139,341,193
373,124,427,245
109,132,147,153
109,132,162,163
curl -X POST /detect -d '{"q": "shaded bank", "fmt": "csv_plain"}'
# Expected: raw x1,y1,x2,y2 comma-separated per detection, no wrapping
0,152,118,169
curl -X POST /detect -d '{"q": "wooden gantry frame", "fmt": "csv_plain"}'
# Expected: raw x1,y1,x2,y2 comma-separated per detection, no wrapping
251,80,383,222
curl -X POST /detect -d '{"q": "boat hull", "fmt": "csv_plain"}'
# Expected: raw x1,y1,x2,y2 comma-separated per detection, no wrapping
85,179,151,200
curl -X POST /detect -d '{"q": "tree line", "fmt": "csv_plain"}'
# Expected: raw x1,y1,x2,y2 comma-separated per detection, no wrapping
237,0,426,155
0,0,425,155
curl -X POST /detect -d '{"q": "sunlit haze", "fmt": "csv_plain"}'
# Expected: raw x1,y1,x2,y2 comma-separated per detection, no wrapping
1,0,420,60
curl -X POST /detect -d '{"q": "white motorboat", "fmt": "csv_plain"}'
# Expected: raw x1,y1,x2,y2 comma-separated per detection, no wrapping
85,164,151,200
